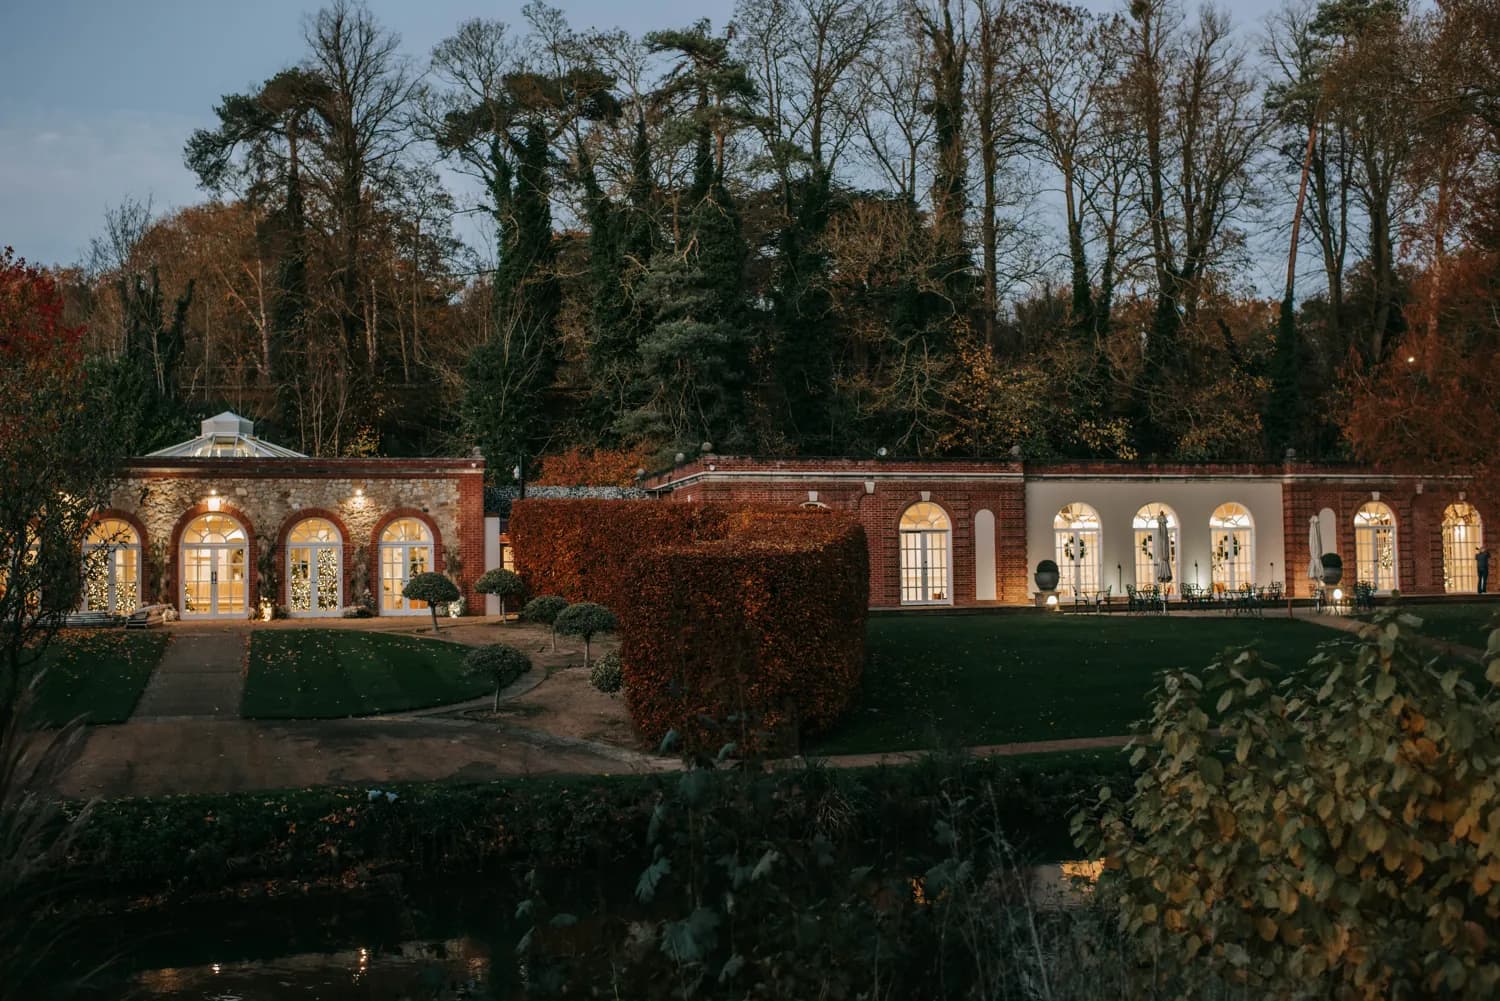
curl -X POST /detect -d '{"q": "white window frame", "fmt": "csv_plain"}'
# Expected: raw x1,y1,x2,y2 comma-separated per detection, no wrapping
81,519,141,616
1209,503,1255,593
1132,503,1180,595
286,518,344,617
180,513,249,619
1053,504,1102,599
380,518,434,615
1354,502,1399,592
899,503,953,606
1442,502,1483,593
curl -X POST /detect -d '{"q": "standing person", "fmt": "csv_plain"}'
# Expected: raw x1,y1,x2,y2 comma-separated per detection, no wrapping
1477,547,1490,594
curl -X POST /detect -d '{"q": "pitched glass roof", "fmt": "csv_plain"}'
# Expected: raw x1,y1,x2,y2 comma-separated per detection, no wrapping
145,412,307,459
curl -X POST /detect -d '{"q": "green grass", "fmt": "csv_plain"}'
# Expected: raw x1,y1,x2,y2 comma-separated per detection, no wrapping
242,631,490,719
28,630,168,725
814,613,1348,755
1356,603,1500,650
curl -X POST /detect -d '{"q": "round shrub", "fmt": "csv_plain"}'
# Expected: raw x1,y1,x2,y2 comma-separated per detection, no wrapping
590,650,623,694
465,643,532,710
521,594,570,652
474,568,526,622
402,572,460,632
554,602,617,667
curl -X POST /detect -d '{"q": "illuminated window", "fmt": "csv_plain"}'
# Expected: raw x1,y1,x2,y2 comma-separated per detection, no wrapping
1053,504,1102,598
1132,503,1180,593
180,513,248,617
1209,503,1255,592
1442,503,1483,593
899,502,952,605
287,517,343,615
499,531,515,573
380,518,433,614
82,518,141,616
1354,502,1398,591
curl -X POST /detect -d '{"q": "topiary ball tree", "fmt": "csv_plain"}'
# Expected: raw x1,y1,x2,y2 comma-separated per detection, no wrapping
402,571,461,633
475,568,526,623
520,594,569,651
465,643,532,711
590,650,623,694
554,602,616,668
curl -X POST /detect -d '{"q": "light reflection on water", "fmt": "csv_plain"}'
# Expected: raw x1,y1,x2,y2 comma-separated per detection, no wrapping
134,937,491,1000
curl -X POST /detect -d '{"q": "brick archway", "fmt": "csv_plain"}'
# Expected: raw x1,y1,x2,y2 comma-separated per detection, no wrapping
167,502,258,616
80,508,151,611
368,508,444,614
274,507,355,611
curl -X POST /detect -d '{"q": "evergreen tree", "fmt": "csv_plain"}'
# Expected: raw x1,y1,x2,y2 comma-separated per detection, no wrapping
771,167,838,452
99,267,197,454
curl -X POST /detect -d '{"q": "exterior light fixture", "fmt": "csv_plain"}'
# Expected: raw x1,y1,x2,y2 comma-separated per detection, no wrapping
1045,594,1058,608
1333,588,1343,601
877,447,888,457
353,486,364,498
1406,355,1416,364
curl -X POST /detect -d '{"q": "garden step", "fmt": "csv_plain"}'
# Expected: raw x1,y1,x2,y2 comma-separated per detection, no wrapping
131,631,247,720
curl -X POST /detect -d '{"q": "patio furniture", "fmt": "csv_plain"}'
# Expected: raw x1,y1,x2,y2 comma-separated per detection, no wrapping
1353,581,1377,613
126,604,170,630
63,610,123,628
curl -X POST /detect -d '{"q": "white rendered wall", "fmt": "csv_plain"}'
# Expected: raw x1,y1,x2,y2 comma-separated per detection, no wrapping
974,509,997,600
1024,478,1286,595
484,515,501,615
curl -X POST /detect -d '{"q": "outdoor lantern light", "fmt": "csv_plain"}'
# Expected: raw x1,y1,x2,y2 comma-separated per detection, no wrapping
1045,594,1058,608
877,447,888,457
1333,588,1344,601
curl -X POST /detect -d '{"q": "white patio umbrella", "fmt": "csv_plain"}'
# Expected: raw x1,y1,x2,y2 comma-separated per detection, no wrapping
1156,511,1173,585
1308,515,1323,581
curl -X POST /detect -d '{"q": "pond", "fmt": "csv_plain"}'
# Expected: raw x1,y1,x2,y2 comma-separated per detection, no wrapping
68,862,1101,999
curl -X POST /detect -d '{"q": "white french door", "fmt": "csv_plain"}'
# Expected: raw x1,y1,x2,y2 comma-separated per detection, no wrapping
181,544,248,617
288,544,342,616
380,542,431,614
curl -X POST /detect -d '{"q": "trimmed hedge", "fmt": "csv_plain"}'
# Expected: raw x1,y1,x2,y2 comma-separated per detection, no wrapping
511,500,869,753
625,512,869,752
55,753,1132,900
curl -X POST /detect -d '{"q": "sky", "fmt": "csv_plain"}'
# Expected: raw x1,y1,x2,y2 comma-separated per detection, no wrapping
0,0,1285,270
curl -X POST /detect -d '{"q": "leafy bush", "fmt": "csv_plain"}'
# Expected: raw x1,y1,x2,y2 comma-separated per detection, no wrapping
554,602,616,668
590,650,623,694
521,595,569,651
402,572,460,632
464,643,532,711
474,568,526,622
1077,612,1500,998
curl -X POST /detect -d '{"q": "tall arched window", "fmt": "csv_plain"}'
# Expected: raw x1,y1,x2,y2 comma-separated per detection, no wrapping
899,502,952,605
180,513,248,617
1132,503,1179,593
287,517,343,616
1054,503,1102,598
380,518,433,614
1210,503,1255,592
82,518,141,616
1354,502,1398,591
1442,502,1484,593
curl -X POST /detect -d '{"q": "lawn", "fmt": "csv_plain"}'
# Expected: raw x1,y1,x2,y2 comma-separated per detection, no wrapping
242,631,489,719
28,630,168,725
1356,602,1500,650
814,613,1348,755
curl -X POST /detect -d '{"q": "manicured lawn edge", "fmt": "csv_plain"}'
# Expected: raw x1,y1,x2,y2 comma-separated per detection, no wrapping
241,630,491,719
30,631,169,726
57,750,1137,902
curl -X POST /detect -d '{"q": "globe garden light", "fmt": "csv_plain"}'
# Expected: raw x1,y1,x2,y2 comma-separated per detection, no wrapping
1333,588,1343,601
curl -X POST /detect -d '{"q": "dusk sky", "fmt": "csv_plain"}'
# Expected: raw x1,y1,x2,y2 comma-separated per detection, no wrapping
1,0,1285,270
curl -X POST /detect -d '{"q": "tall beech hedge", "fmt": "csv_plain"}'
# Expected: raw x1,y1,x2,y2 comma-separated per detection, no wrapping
509,499,869,751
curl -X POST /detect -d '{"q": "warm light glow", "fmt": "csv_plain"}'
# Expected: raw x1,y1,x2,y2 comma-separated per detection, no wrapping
1333,588,1343,601
1045,594,1058,607
206,496,222,512
211,963,221,975
1406,355,1416,364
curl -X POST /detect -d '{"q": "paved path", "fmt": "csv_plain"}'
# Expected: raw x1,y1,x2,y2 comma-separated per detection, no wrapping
131,631,248,720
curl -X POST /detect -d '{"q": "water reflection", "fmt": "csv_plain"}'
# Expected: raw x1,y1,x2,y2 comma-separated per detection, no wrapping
135,937,491,1000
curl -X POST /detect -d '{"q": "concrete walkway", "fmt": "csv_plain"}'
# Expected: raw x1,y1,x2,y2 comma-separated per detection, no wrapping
131,631,248,720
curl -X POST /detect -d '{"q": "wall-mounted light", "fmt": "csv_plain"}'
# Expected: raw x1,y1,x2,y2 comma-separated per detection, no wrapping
354,486,364,498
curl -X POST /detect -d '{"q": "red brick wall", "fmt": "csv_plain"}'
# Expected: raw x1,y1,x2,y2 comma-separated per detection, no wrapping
662,474,1026,608
456,473,487,612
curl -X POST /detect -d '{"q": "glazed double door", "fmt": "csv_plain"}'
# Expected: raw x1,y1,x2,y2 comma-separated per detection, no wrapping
181,544,247,617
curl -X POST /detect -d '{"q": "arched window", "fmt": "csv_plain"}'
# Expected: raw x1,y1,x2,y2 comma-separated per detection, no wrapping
1054,503,1102,598
1442,502,1484,593
81,518,141,616
380,517,433,614
1354,502,1398,591
287,517,343,615
180,513,248,617
1132,503,1180,593
1210,503,1255,592
899,502,952,605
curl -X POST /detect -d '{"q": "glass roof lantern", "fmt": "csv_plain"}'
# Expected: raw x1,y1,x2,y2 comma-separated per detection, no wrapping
145,412,307,459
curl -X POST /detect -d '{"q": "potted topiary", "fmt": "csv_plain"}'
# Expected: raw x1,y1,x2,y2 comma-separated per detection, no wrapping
1320,552,1343,586
474,568,526,623
554,602,616,668
520,594,569,651
402,571,461,633
1035,559,1060,592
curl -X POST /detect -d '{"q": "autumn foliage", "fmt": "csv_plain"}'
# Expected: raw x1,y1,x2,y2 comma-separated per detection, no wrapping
509,499,869,752
534,447,655,488
0,249,84,447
